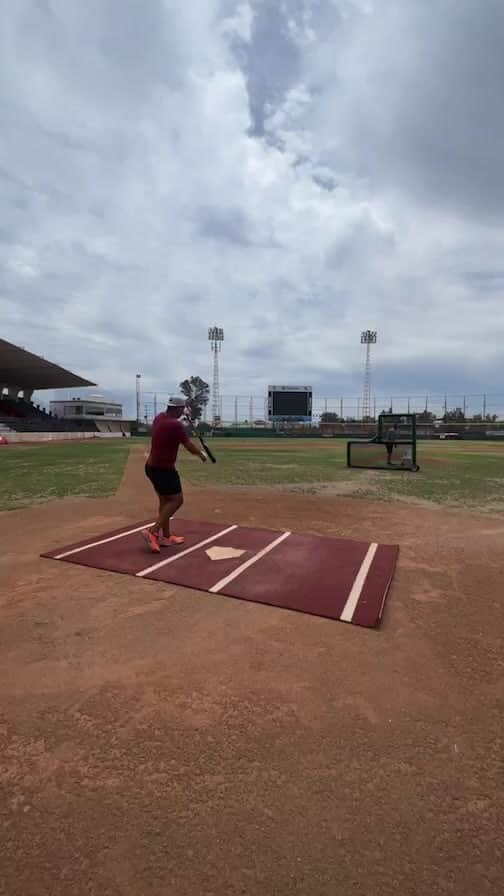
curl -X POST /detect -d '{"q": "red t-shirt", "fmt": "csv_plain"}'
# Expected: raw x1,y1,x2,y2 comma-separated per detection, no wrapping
148,414,189,469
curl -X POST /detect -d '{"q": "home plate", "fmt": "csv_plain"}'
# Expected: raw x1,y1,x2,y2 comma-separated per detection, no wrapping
206,546,246,561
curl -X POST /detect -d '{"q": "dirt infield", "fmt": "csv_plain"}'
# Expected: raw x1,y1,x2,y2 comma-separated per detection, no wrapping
1,445,503,895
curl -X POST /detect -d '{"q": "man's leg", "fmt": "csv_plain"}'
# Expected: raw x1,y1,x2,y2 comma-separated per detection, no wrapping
142,469,184,551
143,494,181,553
149,495,168,537
142,466,162,552
157,493,183,539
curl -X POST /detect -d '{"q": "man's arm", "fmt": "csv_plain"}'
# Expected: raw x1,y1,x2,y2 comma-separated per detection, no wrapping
183,438,207,462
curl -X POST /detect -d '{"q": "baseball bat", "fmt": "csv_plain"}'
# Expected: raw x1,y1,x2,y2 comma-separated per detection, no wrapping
184,411,217,463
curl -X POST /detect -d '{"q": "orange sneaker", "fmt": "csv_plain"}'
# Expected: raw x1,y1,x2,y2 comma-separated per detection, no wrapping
159,534,185,547
141,529,160,553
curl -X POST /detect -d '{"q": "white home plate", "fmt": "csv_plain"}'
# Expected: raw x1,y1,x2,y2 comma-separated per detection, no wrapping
205,546,246,561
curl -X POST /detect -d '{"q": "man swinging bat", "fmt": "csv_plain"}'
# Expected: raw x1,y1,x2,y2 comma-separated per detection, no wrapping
141,396,207,553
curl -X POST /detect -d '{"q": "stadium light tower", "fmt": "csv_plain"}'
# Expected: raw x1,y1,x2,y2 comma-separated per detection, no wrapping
208,327,224,424
360,330,377,420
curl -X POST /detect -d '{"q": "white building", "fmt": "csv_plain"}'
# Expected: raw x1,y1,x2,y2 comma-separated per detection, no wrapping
50,394,129,433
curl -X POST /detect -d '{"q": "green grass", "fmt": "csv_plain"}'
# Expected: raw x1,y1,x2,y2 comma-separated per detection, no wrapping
2,437,504,513
0,440,131,512
374,444,504,509
180,438,349,487
179,438,504,512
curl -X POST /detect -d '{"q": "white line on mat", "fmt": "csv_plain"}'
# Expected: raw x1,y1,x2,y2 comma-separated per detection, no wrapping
55,522,156,559
209,531,291,593
339,543,378,622
136,525,239,577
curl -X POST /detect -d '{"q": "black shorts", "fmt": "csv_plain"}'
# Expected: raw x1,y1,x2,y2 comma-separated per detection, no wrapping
145,464,182,496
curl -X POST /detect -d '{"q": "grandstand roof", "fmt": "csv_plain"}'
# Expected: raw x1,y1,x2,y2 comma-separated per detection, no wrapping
0,339,96,390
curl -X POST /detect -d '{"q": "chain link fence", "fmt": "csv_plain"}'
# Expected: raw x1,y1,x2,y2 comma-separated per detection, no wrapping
139,392,503,426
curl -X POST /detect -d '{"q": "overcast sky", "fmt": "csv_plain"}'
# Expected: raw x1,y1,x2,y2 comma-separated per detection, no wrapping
1,0,504,416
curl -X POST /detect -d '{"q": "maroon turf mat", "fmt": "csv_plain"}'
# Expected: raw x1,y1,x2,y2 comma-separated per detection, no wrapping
143,525,280,591
42,519,229,576
351,545,399,628
42,519,399,628
216,533,370,620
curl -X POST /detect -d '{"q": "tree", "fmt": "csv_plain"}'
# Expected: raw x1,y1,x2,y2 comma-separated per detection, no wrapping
179,376,210,421
416,410,436,423
443,407,466,423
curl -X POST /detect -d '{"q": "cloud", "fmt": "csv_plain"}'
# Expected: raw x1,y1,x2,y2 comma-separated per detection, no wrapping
304,0,504,219
1,0,503,418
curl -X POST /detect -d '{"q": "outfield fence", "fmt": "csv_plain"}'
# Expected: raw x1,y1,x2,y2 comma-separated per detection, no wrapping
139,392,503,426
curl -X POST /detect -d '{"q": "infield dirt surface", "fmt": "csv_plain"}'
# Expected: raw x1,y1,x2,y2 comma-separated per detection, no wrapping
1,443,503,895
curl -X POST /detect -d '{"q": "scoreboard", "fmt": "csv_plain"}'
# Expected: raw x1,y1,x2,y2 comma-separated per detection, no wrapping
268,385,312,421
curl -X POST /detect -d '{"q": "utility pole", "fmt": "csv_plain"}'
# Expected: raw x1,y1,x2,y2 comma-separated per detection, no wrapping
136,374,141,424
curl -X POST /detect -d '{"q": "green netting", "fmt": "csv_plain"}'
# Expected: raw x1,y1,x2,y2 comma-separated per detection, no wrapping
347,440,417,471
378,414,416,441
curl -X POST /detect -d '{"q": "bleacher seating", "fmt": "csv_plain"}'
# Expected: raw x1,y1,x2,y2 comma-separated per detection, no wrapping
0,397,24,418
0,398,97,433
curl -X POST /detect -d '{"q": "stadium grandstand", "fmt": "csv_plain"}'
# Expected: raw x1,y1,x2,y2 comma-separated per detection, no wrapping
0,338,99,440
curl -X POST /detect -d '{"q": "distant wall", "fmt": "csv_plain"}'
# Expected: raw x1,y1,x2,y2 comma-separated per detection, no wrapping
212,428,323,438
95,421,130,434
5,431,130,443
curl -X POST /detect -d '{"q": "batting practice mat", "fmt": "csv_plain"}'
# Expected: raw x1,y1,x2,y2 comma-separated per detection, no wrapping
42,519,399,628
